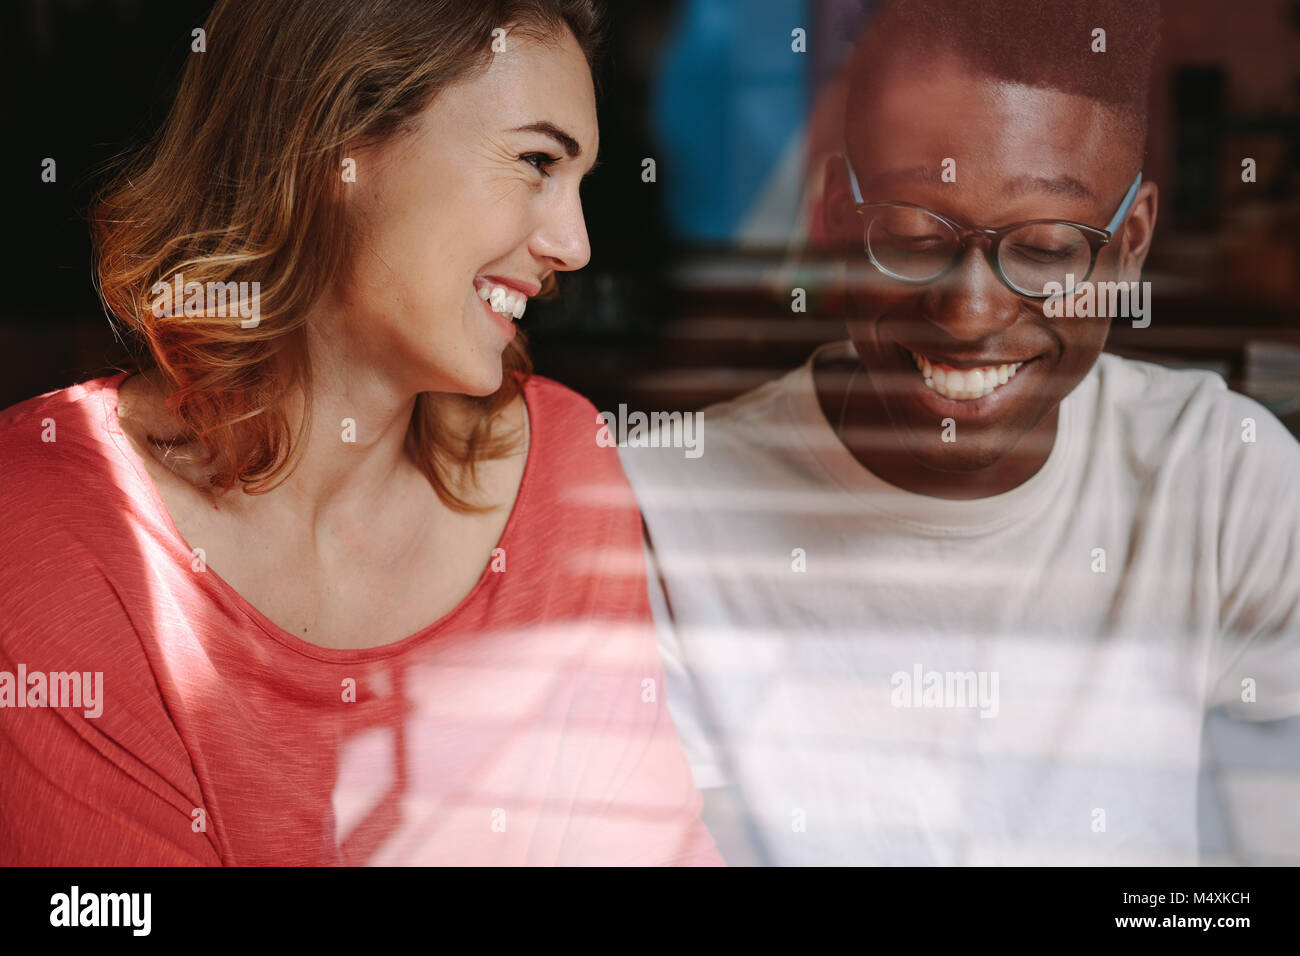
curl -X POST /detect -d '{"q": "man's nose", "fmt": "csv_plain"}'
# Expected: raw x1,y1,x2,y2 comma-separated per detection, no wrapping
921,241,1021,339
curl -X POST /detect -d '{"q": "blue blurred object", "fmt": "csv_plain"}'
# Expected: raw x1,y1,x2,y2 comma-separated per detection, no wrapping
651,0,810,243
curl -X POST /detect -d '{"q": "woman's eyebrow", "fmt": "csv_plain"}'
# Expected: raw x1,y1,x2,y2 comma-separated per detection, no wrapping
510,121,582,158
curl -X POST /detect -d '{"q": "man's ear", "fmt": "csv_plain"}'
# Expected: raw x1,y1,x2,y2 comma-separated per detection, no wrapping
822,154,859,248
1118,180,1158,281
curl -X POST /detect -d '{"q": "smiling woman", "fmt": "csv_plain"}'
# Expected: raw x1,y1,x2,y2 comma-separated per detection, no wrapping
93,0,603,505
0,0,721,867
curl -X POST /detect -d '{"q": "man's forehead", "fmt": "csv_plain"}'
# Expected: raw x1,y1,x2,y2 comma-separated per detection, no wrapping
845,59,1126,206
854,165,1098,204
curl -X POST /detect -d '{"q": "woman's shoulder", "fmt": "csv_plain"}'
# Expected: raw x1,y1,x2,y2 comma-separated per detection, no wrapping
0,373,136,532
522,372,601,425
0,372,122,464
520,372,641,500
523,373,605,445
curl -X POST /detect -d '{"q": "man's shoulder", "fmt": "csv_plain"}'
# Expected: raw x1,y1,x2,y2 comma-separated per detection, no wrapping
1091,351,1230,404
702,371,803,434
616,358,813,483
1091,352,1273,427
1087,352,1300,470
700,339,853,436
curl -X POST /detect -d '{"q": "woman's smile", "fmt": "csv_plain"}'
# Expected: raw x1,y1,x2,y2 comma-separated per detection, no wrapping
473,275,543,342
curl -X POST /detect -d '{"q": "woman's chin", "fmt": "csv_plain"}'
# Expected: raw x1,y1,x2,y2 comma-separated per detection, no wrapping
451,361,505,398
413,336,508,398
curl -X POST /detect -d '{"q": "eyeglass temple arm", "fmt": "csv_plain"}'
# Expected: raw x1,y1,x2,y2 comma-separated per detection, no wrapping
1105,172,1142,235
843,154,866,205
841,154,1142,236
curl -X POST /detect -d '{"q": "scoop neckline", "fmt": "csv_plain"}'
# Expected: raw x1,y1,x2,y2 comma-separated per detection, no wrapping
100,370,537,663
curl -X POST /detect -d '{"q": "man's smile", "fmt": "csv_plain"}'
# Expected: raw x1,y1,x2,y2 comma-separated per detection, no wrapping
883,341,1046,419
908,349,1028,400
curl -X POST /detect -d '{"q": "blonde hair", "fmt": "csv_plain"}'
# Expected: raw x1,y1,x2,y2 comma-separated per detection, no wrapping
91,0,601,511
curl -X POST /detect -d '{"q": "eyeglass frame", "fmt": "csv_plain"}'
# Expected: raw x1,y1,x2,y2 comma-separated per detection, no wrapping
842,154,1142,298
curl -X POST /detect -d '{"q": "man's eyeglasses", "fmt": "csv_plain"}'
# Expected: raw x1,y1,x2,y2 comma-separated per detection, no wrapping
842,155,1142,298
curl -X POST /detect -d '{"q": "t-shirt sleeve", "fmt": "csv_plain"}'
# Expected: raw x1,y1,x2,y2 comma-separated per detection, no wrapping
643,535,728,790
0,521,221,866
1208,393,1300,721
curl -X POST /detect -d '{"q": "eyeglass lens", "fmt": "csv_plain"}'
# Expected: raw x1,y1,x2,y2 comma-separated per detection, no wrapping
865,207,1093,295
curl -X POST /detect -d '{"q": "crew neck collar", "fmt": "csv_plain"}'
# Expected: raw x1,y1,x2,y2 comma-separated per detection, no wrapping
785,340,1079,535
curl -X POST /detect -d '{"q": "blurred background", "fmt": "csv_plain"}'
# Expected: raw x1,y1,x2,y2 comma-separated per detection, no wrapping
3,0,1298,862
5,0,1299,428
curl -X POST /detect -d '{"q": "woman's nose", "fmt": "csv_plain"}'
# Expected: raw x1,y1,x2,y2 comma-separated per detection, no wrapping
531,190,591,272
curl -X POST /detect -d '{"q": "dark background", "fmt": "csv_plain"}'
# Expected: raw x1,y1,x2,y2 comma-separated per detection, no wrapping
0,0,683,408
3,0,1298,429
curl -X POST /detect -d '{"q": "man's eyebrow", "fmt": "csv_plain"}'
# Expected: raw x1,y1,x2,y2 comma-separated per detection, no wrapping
510,121,582,158
859,165,942,194
858,166,1097,203
1001,174,1096,203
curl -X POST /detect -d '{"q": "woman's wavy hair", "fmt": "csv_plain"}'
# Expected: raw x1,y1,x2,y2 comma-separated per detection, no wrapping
91,0,602,511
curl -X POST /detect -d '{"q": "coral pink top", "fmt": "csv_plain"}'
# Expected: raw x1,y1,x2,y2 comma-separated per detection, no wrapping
0,372,721,866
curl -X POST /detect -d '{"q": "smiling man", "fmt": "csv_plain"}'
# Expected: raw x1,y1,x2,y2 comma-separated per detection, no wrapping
619,0,1300,865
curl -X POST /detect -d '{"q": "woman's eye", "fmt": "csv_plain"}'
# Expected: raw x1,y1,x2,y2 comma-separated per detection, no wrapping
519,152,561,176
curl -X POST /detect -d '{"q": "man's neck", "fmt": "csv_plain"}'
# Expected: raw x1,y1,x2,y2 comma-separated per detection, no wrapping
812,352,1060,500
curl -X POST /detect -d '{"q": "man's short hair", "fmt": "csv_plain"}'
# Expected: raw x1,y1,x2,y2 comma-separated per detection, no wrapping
847,0,1161,147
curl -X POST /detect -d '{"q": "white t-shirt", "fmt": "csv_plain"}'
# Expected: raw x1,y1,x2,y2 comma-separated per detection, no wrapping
618,341,1300,865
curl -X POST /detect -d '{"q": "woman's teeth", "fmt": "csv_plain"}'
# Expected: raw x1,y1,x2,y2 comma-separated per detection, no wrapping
910,351,1025,401
477,282,528,320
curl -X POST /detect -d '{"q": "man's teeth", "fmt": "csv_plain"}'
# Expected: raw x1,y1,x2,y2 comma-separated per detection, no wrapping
477,283,528,320
910,351,1025,400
